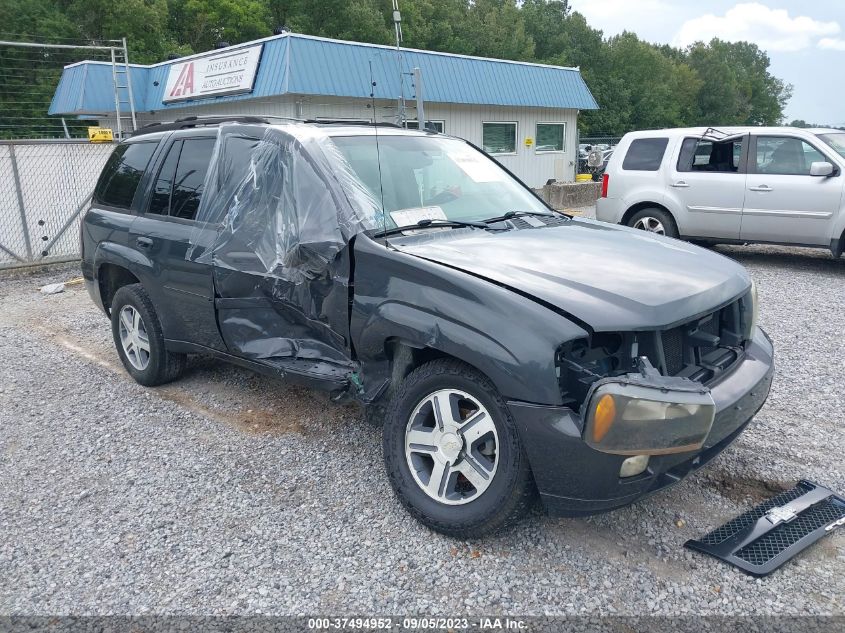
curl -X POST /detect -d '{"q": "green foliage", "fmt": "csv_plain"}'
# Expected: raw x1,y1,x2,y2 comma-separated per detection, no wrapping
1,0,795,138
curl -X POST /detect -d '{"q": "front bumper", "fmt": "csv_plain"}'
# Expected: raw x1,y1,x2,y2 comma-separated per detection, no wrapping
509,327,774,516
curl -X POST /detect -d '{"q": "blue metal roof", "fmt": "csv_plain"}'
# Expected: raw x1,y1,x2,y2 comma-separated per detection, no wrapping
49,33,598,116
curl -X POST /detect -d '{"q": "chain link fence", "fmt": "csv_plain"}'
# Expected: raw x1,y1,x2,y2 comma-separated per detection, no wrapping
0,139,113,270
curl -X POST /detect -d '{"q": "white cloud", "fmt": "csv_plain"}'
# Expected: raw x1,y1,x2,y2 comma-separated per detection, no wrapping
818,37,845,51
673,3,840,52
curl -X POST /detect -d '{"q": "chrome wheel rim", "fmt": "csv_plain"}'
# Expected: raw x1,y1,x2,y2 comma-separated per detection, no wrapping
404,389,499,505
633,216,666,234
118,305,150,370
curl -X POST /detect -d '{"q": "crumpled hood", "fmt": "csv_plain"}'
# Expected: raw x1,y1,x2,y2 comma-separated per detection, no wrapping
392,218,750,331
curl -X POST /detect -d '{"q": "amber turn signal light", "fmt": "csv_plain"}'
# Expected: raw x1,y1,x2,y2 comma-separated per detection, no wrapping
592,393,616,442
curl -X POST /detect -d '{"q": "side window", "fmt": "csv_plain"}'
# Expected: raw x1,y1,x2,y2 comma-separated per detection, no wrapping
94,142,157,209
755,136,826,176
677,137,744,173
170,138,216,220
147,141,182,215
220,135,260,188
622,138,669,171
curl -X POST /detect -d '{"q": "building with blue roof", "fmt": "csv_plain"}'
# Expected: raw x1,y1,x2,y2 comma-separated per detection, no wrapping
49,32,598,186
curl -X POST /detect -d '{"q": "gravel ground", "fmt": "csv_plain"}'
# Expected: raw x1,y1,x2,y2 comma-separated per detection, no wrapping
0,247,843,616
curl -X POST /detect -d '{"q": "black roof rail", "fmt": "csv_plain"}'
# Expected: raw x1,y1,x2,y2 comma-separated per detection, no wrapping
303,119,404,129
129,114,300,137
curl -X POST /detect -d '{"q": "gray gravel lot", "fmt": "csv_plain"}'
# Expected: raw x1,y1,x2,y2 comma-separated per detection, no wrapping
0,245,843,616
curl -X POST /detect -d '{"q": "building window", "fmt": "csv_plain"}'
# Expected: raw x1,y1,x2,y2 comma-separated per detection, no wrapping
405,120,445,133
536,123,566,153
482,122,517,155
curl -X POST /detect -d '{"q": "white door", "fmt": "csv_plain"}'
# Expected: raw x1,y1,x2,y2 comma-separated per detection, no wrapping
666,135,747,239
741,135,843,245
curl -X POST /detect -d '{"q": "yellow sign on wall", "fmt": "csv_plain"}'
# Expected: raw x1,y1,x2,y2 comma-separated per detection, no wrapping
88,127,114,143
524,137,534,147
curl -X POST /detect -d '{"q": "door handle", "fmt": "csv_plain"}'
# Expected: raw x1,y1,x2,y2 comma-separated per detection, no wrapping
671,181,690,188
136,237,153,249
749,185,772,192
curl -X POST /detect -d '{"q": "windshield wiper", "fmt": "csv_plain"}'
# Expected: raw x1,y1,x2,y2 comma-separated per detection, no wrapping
481,210,559,224
372,218,498,239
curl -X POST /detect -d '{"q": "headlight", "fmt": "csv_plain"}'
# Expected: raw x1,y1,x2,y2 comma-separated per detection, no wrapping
584,380,716,455
741,279,759,340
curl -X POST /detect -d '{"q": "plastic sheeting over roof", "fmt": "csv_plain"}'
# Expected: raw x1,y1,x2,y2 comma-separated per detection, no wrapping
49,33,598,116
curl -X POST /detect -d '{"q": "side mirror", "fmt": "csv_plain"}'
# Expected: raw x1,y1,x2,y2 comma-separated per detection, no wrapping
810,161,835,177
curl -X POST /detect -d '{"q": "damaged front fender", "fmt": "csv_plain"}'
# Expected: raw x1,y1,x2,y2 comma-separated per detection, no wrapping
350,234,589,405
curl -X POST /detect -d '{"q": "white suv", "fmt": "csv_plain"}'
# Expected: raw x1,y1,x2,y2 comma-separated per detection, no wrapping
596,127,845,257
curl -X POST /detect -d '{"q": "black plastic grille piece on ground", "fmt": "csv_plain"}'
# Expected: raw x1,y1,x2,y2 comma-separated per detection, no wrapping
685,480,845,577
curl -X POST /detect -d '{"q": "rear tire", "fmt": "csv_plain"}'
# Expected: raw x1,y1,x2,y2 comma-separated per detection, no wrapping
111,284,186,386
627,208,679,239
383,359,535,538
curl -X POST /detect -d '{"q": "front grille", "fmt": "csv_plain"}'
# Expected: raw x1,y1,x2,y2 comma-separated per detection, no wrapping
699,481,814,546
686,480,845,576
735,497,845,566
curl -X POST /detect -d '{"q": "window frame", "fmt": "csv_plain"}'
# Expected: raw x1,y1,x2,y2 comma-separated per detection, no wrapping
405,120,446,133
621,137,670,172
93,140,160,212
482,121,518,156
748,134,840,177
534,122,567,154
676,134,749,175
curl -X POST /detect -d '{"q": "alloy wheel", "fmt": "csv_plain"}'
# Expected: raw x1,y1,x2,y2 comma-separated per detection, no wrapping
633,216,666,234
118,305,151,370
404,389,499,505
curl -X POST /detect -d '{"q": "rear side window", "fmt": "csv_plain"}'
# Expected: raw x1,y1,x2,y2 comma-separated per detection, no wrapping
143,137,215,220
148,141,181,215
622,138,669,171
94,142,157,209
677,137,744,173
171,138,216,220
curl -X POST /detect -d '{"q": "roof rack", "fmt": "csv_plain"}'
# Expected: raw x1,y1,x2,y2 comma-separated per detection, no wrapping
303,119,404,129
130,115,411,137
130,114,300,136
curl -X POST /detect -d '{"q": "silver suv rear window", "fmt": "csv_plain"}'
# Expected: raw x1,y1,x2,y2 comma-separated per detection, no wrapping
622,138,669,171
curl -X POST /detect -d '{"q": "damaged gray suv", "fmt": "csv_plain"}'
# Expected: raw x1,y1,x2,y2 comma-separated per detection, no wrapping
81,116,774,537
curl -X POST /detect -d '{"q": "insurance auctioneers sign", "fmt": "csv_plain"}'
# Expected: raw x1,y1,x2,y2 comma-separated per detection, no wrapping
163,44,263,103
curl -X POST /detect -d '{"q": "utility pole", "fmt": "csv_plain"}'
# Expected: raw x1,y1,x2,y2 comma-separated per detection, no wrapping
392,0,406,125
413,67,425,130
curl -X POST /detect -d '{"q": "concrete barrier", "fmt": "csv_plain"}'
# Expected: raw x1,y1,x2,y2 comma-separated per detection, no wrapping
534,181,601,210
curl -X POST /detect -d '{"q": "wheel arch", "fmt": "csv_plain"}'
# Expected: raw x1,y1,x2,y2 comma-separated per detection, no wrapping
621,201,674,227
97,263,141,316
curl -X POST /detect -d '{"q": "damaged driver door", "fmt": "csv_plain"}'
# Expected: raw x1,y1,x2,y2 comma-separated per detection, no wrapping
208,132,356,387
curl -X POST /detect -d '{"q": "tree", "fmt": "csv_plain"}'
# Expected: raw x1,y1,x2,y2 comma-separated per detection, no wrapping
685,39,792,126
0,0,798,139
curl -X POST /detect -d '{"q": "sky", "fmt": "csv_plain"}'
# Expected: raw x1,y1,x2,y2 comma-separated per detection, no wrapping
567,0,845,126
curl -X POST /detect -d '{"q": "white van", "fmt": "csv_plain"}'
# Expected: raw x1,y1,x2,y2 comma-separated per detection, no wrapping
596,127,845,257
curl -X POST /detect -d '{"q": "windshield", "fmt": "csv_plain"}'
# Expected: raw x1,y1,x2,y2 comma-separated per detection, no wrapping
330,134,551,229
817,133,845,159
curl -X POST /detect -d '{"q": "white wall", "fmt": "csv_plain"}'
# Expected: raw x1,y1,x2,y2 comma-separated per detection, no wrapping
131,95,579,187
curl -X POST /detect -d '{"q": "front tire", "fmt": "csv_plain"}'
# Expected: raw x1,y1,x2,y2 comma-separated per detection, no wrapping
111,284,186,386
627,208,679,239
383,359,535,538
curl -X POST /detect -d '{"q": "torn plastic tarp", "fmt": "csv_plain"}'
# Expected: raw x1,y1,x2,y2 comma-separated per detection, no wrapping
187,123,382,283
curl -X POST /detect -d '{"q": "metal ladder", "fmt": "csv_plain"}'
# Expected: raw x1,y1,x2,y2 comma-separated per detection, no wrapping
110,38,137,140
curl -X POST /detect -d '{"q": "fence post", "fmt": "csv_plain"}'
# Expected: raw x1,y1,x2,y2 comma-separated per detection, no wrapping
8,143,33,261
